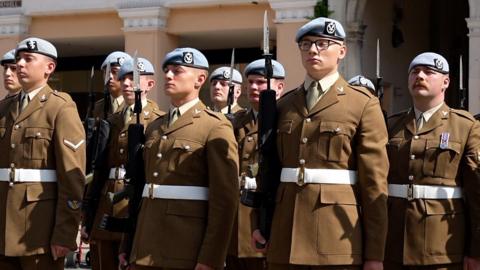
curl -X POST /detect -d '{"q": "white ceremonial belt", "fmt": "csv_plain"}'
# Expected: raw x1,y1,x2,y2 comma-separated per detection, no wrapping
388,184,463,200
280,168,357,186
109,167,126,180
142,184,209,201
240,175,257,190
0,168,57,183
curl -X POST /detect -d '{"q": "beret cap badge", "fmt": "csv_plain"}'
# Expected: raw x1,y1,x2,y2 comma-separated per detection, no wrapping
222,70,231,79
183,52,194,64
26,40,38,51
325,22,336,35
137,61,145,72
434,58,443,70
117,57,125,65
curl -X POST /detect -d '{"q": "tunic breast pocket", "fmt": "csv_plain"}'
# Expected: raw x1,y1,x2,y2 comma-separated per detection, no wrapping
23,127,53,160
386,138,402,178
423,140,462,179
167,139,204,175
277,120,293,161
318,121,355,162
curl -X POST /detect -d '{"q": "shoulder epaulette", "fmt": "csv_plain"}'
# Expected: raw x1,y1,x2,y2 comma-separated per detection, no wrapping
348,84,375,98
449,108,476,122
204,108,224,121
51,89,70,102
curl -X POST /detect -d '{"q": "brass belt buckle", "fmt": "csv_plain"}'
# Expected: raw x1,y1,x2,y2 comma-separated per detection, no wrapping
148,183,154,199
407,184,414,201
9,168,15,187
297,166,305,186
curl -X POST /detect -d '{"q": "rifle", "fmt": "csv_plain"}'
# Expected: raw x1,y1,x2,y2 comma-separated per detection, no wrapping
84,66,96,176
100,55,146,261
83,63,112,236
375,38,387,121
227,48,235,115
240,10,282,248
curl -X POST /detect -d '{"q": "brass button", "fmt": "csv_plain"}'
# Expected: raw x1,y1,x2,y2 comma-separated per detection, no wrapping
184,145,191,151
299,159,305,165
10,144,15,149
247,136,253,142
153,172,158,177
10,163,15,168
302,137,308,144
36,132,41,137
119,148,124,154
410,155,415,160
120,133,126,137
14,125,20,129
157,153,162,158
161,135,167,140
306,118,311,123
408,175,414,181
413,135,419,139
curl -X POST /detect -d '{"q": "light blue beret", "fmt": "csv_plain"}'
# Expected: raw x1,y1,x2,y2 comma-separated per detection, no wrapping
16,37,57,59
296,17,346,42
209,67,242,84
348,75,375,92
408,52,449,74
101,51,132,70
162,47,209,70
244,59,285,79
118,57,155,80
1,49,15,66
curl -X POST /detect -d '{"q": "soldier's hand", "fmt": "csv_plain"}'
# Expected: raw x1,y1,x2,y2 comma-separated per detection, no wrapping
118,253,130,270
363,260,383,270
80,226,89,244
194,263,214,270
252,229,268,253
50,245,70,261
464,256,480,270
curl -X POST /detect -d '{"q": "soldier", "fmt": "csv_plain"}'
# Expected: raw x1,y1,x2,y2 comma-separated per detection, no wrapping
348,75,375,94
1,49,21,98
384,52,480,270
128,47,239,270
209,66,244,113
86,56,163,270
0,37,86,269
252,17,389,270
93,51,132,119
228,58,285,270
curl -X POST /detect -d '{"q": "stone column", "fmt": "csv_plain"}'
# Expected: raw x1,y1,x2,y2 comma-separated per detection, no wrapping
269,0,316,89
466,2,480,114
118,2,178,111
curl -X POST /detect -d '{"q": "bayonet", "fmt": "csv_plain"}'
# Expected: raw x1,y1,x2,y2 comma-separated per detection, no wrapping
103,60,111,119
132,50,142,123
227,48,235,114
459,55,467,109
375,38,384,101
263,10,269,55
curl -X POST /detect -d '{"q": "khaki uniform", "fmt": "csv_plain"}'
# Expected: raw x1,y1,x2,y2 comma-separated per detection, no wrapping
268,77,389,266
385,104,480,267
92,97,123,120
217,103,244,114
87,99,163,269
130,101,239,269
228,109,265,270
0,86,86,266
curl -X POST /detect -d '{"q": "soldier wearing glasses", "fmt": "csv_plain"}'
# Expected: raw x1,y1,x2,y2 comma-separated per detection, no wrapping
384,52,480,270
252,18,389,270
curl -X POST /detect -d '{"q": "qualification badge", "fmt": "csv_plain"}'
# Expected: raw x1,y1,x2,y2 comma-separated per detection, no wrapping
439,132,450,149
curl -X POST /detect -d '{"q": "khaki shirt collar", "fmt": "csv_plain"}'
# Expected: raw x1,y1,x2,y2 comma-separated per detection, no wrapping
21,85,44,101
414,102,444,123
112,95,124,107
303,71,339,93
169,97,199,116
219,102,238,114
126,98,148,111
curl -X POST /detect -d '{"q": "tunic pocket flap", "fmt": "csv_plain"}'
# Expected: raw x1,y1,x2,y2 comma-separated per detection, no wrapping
278,120,293,134
320,185,358,205
426,140,461,154
319,121,355,137
166,200,208,218
425,199,464,215
25,127,53,140
172,139,203,152
26,184,57,202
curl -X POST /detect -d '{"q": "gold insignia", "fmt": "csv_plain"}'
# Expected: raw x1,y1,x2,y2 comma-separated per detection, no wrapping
144,111,150,116
337,86,344,93
442,111,448,116
40,94,46,101
194,109,201,114
67,200,82,210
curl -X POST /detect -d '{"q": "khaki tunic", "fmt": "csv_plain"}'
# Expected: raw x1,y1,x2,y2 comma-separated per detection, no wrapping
0,85,86,256
93,97,122,120
385,104,480,265
88,99,163,241
130,101,239,269
268,77,389,265
231,109,264,258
